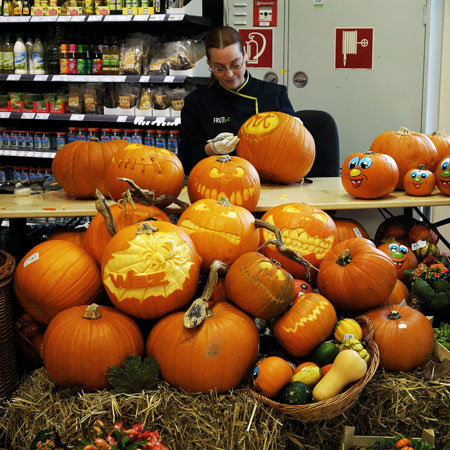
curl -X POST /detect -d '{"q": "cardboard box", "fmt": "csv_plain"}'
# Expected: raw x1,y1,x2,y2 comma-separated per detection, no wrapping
433,340,450,361
341,426,435,450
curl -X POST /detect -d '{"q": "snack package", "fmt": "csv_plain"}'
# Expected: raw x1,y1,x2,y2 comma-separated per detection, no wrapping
166,87,189,112
153,86,170,111
120,36,144,75
67,84,84,114
138,86,154,110
165,38,205,70
84,83,105,114
116,83,141,109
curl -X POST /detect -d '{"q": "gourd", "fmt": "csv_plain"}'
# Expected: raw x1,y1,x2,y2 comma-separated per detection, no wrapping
339,338,370,363
282,381,313,405
334,318,363,342
291,364,322,387
253,356,294,397
312,349,367,402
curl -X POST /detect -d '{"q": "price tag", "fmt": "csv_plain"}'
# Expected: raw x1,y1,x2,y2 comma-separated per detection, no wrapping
89,76,104,82
117,116,128,122
139,75,150,83
57,15,72,22
7,74,21,81
34,75,49,81
133,15,149,21
13,16,31,22
2,150,11,156
0,112,11,119
31,16,49,22
164,75,175,83
78,76,93,82
104,15,128,21
22,113,36,119
150,14,165,21
70,114,85,121
31,152,41,158
52,75,66,81
42,152,54,158
168,13,184,21
87,15,103,21
35,113,50,120
71,15,86,22
0,17,7,23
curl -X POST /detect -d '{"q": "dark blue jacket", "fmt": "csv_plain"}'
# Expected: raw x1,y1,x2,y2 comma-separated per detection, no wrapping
179,72,295,173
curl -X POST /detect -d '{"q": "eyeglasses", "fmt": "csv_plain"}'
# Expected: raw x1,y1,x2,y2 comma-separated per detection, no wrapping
208,58,244,74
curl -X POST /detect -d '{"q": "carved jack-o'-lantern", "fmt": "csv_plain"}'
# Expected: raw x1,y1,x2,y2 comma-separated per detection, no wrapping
101,221,201,319
259,203,337,281
341,151,399,199
435,157,450,196
178,197,260,272
237,111,315,184
187,154,261,212
377,242,418,284
403,165,435,196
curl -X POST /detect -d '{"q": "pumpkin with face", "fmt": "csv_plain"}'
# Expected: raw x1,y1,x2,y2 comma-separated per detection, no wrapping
341,151,399,199
101,221,201,319
259,203,337,281
187,154,260,212
377,242,418,284
435,157,450,195
403,165,435,196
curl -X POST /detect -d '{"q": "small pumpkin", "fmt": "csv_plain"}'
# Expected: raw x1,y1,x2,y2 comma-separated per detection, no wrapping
395,438,412,449
384,279,410,306
253,356,294,397
377,241,418,284
291,364,322,387
403,165,435,196
427,130,450,166
333,318,363,343
293,279,313,300
282,381,313,405
333,218,370,244
435,156,450,195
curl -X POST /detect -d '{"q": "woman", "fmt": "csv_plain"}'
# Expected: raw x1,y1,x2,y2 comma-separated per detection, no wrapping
179,25,295,174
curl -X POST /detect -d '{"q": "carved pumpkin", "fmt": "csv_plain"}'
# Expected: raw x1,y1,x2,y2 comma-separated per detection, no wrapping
101,221,201,319
272,292,337,357
84,203,171,266
364,305,434,371
47,230,86,248
370,127,438,190
377,242,418,284
224,252,294,320
14,240,102,324
384,279,409,306
146,301,259,393
177,197,260,272
105,144,184,204
187,154,261,212
427,131,450,166
341,151,399,199
317,238,397,313
403,165,435,196
52,139,128,198
44,303,144,390
237,111,315,184
435,156,450,195
259,203,337,281
333,218,370,244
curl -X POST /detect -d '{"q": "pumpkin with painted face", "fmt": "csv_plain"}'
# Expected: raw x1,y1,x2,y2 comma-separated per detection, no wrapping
341,151,399,199
377,242,418,284
403,165,435,196
435,156,450,195
259,203,337,281
187,154,260,212
101,220,201,319
237,111,315,184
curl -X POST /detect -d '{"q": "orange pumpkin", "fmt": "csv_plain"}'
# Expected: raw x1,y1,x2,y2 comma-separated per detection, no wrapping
427,131,450,166
47,229,86,248
384,279,410,306
272,292,337,357
341,151,399,199
317,238,397,313
177,197,260,273
259,203,337,281
105,143,184,204
293,279,313,300
237,111,315,184
435,156,450,195
224,252,295,320
403,165,435,196
370,127,438,190
43,303,144,390
14,240,102,324
377,242,418,283
408,222,439,246
146,301,259,393
52,139,128,198
333,218,370,244
84,203,171,266
101,221,201,320
253,356,294,397
187,154,261,212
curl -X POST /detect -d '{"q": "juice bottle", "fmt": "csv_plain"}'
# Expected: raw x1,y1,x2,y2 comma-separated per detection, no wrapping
76,44,86,75
60,44,69,74
109,37,120,75
68,44,77,75
92,44,102,75
3,34,14,74
101,38,110,75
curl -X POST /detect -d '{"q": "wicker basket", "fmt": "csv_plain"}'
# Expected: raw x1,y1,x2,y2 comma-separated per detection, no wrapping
0,250,18,402
250,315,380,421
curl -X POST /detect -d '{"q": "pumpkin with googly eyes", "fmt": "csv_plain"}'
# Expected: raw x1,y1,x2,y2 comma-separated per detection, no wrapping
403,165,436,196
435,156,450,196
377,241,418,284
341,151,399,199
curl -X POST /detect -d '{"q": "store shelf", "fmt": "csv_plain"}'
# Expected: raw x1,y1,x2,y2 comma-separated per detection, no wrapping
0,149,56,158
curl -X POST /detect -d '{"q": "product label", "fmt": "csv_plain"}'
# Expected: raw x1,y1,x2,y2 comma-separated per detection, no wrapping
77,58,86,75
60,58,69,74
56,136,66,149
18,134,26,148
0,168,6,183
92,58,102,74
41,135,50,149
2,134,10,147
33,135,42,149
9,134,18,148
167,137,178,154
25,135,33,148
14,51,27,70
32,52,45,70
24,252,39,268
68,58,77,74
3,52,14,70
144,136,155,146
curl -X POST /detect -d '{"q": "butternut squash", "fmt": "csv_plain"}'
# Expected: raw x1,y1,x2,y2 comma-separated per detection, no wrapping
312,349,367,402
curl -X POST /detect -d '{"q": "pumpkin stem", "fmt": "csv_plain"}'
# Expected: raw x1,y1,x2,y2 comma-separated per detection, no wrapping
396,126,411,136
337,249,352,266
217,196,232,207
216,155,232,163
387,310,402,320
83,303,101,320
255,218,318,281
431,130,442,137
417,164,425,170
136,222,158,235
95,188,117,237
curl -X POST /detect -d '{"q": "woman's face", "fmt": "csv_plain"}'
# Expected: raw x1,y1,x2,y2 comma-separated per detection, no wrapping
208,43,246,90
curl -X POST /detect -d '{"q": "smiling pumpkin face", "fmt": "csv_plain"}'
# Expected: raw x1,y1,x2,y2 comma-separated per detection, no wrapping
403,165,435,196
435,157,450,195
377,242,418,283
341,151,399,198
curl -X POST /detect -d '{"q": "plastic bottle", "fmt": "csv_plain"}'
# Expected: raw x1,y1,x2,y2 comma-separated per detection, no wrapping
60,44,69,74
14,36,27,75
0,36,4,74
2,34,14,75
25,36,33,74
31,36,46,75
167,130,179,154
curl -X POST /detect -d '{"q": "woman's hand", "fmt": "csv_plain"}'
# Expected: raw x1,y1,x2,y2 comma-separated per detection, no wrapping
207,132,240,155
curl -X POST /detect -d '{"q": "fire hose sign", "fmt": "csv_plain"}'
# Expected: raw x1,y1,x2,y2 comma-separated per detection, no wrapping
335,28,373,69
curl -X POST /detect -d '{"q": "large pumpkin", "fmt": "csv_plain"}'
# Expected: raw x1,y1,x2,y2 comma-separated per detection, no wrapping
177,197,260,273
47,229,86,248
237,111,315,183
435,156,450,195
272,293,337,357
333,217,370,244
317,238,397,313
341,151,399,199
370,127,438,190
44,303,144,390
101,221,201,319
187,154,261,212
146,301,259,393
364,305,434,371
384,279,410,306
14,240,102,324
84,203,171,266
224,251,294,320
52,139,128,198
105,143,184,204
427,131,450,166
377,242,418,284
259,203,337,281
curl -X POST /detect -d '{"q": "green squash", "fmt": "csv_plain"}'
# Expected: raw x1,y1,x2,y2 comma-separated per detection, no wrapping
311,341,339,366
282,381,312,405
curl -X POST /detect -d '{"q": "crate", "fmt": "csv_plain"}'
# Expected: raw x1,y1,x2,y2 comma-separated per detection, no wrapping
433,340,450,361
340,426,435,450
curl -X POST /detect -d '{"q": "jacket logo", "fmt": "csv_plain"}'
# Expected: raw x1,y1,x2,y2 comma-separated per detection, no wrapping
213,116,231,124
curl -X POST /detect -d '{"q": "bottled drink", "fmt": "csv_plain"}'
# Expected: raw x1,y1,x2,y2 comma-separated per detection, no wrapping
46,25,64,75
25,36,33,74
101,38,110,75
32,36,46,75
2,34,14,75
68,44,77,75
76,44,87,75
92,44,102,75
0,36,4,74
14,35,27,75
60,44,69,74
109,37,120,75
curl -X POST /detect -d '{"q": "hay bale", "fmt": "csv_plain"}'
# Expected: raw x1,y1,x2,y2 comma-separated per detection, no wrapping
0,368,449,450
